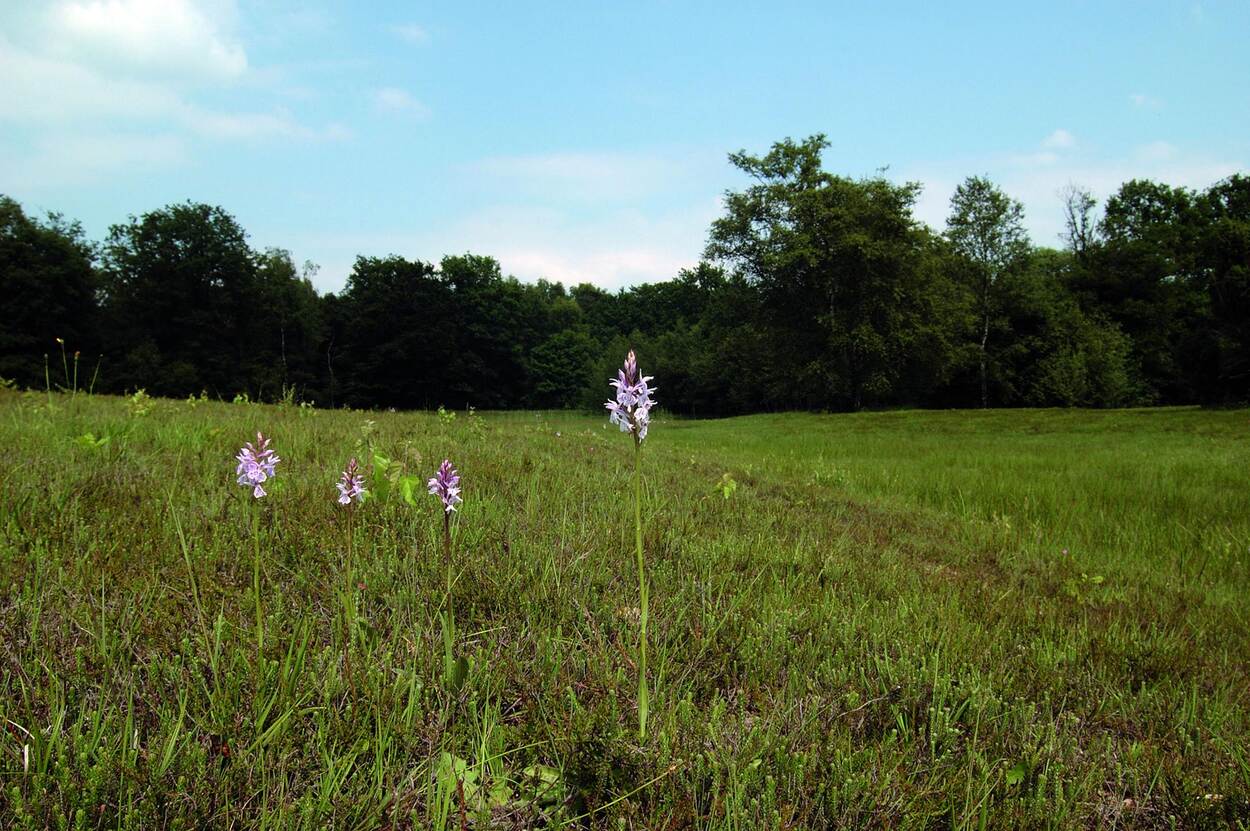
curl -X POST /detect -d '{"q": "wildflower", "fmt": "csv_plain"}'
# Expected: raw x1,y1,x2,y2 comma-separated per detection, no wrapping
428,459,462,514
236,432,279,657
337,456,366,696
429,459,464,690
606,349,658,739
235,432,280,498
336,457,366,505
605,350,657,443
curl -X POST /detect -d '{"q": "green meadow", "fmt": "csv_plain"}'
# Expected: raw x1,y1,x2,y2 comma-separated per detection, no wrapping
2,392,1248,829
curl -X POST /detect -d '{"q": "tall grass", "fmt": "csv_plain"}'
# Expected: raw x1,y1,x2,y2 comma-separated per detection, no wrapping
1,392,1248,828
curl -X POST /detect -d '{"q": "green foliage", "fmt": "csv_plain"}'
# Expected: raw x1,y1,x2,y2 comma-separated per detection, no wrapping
334,255,451,408
1070,175,1250,405
250,249,324,401
72,431,110,450
529,329,597,408
946,175,1031,408
0,197,97,388
101,202,260,397
707,135,946,410
1197,174,1250,402
367,450,397,502
4,161,1250,411
126,388,152,417
991,250,1144,408
3,395,1249,827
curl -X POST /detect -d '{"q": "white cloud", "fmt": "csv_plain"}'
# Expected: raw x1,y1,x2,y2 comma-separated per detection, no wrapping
0,132,187,189
372,87,430,117
1135,141,1176,162
0,0,347,189
275,147,732,292
1010,151,1061,167
477,202,710,287
1130,92,1163,110
470,152,691,203
52,0,247,80
390,23,429,44
1004,131,1075,167
1042,129,1076,150
284,197,724,293
906,140,1244,246
0,39,181,122
0,39,349,141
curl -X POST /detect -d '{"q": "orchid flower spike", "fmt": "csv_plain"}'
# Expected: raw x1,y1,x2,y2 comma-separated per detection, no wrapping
605,350,657,443
428,459,462,514
336,457,366,505
236,432,280,499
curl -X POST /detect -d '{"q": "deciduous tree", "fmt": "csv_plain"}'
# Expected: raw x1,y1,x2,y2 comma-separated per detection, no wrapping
945,176,1030,407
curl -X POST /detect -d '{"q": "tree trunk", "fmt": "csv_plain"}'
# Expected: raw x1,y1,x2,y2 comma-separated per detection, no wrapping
979,293,990,409
980,274,990,407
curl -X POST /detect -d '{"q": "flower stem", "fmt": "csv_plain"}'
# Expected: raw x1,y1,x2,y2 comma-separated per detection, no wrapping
59,341,70,392
344,508,356,698
634,440,648,740
253,504,263,661
442,511,454,685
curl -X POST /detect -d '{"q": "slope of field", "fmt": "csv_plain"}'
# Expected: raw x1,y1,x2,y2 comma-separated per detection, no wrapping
2,394,1248,828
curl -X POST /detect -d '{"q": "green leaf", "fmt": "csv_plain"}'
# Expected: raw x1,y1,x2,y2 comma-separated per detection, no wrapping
520,764,565,806
400,475,420,507
435,752,472,786
371,453,392,501
73,432,110,449
450,656,470,693
486,779,513,808
1006,761,1026,787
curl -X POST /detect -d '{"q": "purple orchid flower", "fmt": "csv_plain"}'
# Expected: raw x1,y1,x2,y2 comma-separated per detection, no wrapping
428,459,462,514
605,350,657,442
336,457,366,505
235,432,280,498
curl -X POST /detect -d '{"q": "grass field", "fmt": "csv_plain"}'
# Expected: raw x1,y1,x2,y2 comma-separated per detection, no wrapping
2,392,1249,829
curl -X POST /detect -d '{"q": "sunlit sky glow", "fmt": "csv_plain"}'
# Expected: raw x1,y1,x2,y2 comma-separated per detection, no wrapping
2,1,1247,292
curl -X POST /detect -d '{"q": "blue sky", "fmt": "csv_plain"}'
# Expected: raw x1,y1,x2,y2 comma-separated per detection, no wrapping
2,1,1247,293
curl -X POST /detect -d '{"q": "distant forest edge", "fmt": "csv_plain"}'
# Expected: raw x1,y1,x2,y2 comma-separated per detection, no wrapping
4,136,1248,413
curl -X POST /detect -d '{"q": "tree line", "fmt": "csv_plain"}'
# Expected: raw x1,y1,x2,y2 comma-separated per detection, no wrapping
3,135,1248,414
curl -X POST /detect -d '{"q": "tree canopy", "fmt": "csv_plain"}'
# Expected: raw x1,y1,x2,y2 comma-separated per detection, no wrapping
3,139,1247,412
